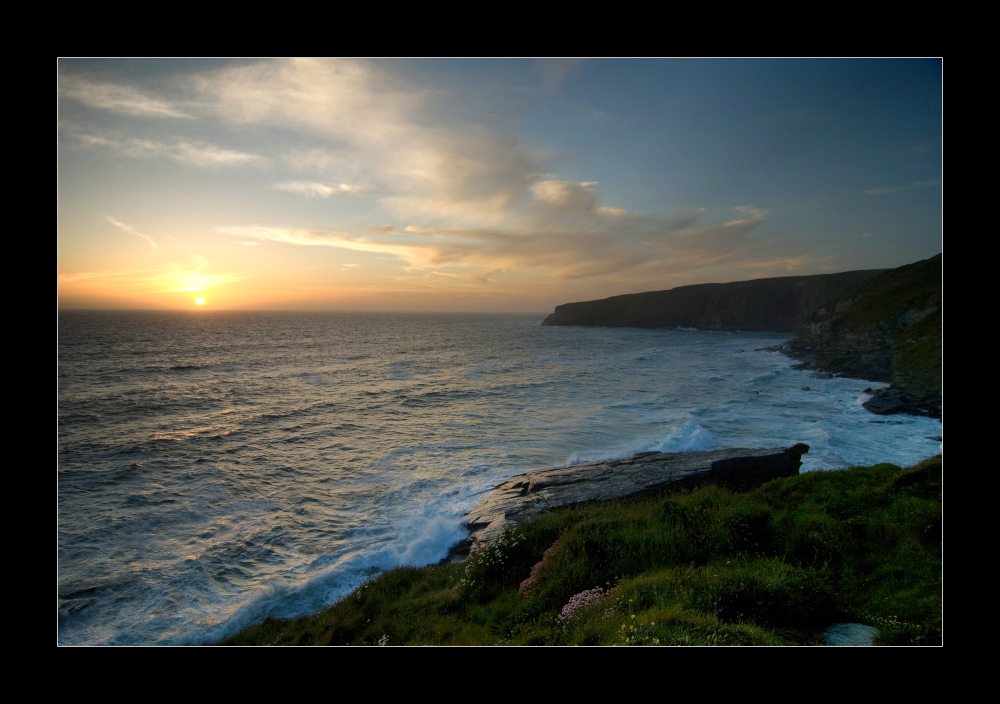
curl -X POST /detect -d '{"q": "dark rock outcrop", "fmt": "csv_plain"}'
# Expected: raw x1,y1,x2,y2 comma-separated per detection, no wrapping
542,270,886,332
779,254,941,419
462,444,808,552
862,387,937,416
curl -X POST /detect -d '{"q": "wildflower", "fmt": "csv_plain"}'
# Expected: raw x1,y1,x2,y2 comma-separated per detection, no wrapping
557,587,607,625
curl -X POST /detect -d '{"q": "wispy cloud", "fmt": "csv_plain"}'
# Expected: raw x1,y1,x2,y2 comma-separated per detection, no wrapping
217,226,431,266
863,186,905,195
535,58,584,90
274,181,368,198
106,216,158,249
60,76,192,118
863,180,941,196
80,135,260,168
218,205,771,283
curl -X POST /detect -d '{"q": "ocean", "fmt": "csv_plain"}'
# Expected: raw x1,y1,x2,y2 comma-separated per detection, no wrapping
57,310,942,645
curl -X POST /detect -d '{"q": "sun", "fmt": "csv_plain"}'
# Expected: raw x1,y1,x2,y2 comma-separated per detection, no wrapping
196,297,205,305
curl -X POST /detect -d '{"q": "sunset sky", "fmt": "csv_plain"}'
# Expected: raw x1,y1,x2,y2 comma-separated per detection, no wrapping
57,58,942,312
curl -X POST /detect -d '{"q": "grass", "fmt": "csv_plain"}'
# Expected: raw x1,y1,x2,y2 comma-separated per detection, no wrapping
218,455,942,646
830,254,940,334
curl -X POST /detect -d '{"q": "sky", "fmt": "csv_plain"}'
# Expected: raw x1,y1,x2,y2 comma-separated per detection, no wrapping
57,58,942,313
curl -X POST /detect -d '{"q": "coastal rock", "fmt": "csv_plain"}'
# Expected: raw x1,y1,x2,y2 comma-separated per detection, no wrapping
463,444,809,552
863,387,940,418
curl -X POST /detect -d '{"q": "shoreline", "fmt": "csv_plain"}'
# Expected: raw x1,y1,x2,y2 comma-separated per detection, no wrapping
219,453,941,646
755,342,942,420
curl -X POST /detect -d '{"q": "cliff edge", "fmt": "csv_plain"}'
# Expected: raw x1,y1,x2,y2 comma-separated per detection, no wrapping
542,269,886,332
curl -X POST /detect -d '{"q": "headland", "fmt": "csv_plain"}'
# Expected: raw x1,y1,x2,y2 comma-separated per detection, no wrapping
543,254,942,419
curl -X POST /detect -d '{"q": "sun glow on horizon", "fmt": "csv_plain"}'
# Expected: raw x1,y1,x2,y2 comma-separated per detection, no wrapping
196,297,205,305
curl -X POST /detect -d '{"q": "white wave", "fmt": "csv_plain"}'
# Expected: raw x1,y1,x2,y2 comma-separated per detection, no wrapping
651,419,718,452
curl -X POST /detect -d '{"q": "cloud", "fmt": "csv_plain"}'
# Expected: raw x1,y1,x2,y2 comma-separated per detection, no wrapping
274,181,368,198
73,61,790,292
218,205,770,283
60,76,193,118
863,185,905,195
194,59,546,224
535,59,584,90
80,135,260,168
664,206,766,253
217,226,432,267
186,60,628,229
597,206,628,217
196,58,419,145
106,216,158,249
863,180,942,196
530,179,600,212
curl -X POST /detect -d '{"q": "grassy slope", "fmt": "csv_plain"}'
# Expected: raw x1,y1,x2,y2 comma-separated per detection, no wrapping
830,254,941,333
220,456,941,646
817,254,941,399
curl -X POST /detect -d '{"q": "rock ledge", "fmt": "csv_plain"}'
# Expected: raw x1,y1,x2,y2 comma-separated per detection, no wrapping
460,444,809,554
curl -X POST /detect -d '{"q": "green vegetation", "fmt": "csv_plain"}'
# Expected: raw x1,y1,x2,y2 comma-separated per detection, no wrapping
785,254,941,411
831,254,941,334
220,456,941,646
891,310,942,401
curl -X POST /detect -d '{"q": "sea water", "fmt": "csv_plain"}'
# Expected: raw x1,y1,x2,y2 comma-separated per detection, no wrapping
57,311,942,645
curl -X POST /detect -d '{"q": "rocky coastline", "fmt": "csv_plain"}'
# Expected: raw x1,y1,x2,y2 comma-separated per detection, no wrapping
452,256,942,557
777,254,941,419
542,255,941,421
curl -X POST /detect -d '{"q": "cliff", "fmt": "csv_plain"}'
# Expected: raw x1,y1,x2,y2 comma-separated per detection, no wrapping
542,269,887,332
780,254,941,418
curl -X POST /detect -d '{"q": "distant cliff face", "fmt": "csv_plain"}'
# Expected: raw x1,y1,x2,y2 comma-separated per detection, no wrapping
780,254,941,417
542,269,887,332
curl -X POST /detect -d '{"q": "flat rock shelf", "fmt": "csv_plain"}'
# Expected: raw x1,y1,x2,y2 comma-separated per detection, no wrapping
459,443,810,554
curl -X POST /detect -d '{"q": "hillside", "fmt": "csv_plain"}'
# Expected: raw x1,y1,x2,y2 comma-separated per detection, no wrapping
542,269,887,332
780,254,941,418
